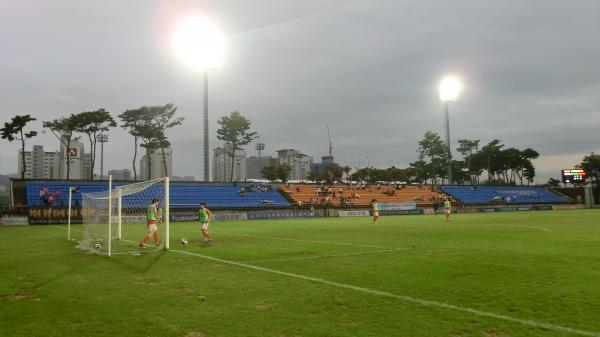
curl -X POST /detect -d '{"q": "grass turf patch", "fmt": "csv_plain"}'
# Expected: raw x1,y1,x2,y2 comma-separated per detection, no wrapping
1,209,599,337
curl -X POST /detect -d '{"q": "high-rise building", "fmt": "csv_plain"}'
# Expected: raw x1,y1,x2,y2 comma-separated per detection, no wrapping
213,144,246,182
276,149,313,181
108,169,132,181
58,139,91,180
18,145,60,179
139,148,173,180
246,156,278,180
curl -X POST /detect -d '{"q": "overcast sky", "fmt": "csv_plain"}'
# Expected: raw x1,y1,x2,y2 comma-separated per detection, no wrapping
1,0,599,182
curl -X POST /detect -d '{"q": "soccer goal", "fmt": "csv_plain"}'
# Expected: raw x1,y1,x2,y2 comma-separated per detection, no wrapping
76,176,170,256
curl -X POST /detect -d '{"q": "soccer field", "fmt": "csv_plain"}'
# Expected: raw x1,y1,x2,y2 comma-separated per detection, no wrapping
1,210,599,337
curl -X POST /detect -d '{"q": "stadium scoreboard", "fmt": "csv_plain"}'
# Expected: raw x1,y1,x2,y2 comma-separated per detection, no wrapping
561,169,586,183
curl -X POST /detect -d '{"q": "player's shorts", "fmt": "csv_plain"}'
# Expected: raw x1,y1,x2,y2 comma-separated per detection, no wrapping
373,211,379,217
201,222,209,230
147,220,157,233
444,208,451,214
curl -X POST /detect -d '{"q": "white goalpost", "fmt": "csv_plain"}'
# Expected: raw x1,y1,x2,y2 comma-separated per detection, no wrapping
75,176,170,256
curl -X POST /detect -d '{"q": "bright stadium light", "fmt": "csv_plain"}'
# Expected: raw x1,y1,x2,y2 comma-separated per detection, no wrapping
171,14,226,70
171,14,226,181
438,75,462,184
439,76,461,102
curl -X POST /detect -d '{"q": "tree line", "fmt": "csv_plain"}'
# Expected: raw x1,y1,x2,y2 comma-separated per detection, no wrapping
410,131,540,185
0,105,183,180
1,108,259,182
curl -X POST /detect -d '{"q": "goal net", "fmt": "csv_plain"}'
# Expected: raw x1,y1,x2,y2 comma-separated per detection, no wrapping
78,177,170,256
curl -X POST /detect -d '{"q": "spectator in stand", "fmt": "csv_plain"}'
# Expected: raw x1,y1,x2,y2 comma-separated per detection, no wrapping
39,188,44,203
297,200,304,207
55,190,60,205
48,193,54,207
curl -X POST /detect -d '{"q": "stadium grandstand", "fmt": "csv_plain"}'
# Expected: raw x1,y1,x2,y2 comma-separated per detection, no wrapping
21,180,290,209
441,185,571,204
280,184,446,207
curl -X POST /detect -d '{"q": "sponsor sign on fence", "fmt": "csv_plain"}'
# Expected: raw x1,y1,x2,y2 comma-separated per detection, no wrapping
213,213,248,221
338,210,370,217
171,213,248,222
27,206,83,224
380,209,423,215
380,202,417,211
247,211,320,220
0,216,29,225
552,204,584,210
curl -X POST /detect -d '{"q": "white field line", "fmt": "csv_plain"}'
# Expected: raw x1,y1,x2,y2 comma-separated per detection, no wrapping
215,231,393,249
527,227,552,232
172,249,600,337
247,248,412,263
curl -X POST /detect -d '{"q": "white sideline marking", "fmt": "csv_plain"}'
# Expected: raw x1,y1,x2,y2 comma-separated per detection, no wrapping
216,231,391,249
171,249,600,337
248,248,412,263
527,227,552,232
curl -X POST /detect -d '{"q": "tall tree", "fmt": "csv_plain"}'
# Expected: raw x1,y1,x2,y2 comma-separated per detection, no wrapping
478,139,504,184
119,108,147,180
216,111,258,181
456,139,480,185
147,104,183,177
276,164,292,183
138,130,162,180
414,131,450,184
1,115,38,179
320,163,343,184
519,148,539,185
261,165,277,182
579,152,600,183
73,109,116,180
43,115,80,180
342,165,352,182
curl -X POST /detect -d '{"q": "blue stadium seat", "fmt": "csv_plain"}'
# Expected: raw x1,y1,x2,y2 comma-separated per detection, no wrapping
441,186,568,204
25,181,290,208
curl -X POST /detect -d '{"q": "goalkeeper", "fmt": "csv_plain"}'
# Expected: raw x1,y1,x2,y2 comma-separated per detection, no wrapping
139,197,162,248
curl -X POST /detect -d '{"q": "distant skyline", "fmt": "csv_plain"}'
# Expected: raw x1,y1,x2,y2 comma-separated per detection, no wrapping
1,0,599,182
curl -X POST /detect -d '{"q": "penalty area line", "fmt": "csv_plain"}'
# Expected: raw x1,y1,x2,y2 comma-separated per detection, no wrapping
527,227,552,232
171,249,600,337
214,231,392,249
247,248,412,263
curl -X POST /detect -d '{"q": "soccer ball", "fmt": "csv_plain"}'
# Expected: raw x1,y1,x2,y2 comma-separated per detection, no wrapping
94,243,101,250
180,237,189,245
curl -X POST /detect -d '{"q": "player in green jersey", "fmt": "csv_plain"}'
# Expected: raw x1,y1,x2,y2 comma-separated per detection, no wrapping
196,202,213,243
444,197,452,221
139,197,162,248
371,198,380,223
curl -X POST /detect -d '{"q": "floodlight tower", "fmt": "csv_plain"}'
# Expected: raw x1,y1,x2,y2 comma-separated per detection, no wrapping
256,142,265,158
171,14,226,182
439,76,462,185
96,134,108,180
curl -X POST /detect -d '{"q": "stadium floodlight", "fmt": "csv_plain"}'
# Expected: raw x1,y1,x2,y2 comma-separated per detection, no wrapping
439,76,462,184
171,14,225,70
171,14,226,182
439,76,461,102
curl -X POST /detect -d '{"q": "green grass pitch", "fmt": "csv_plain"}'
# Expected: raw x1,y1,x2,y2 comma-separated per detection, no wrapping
1,210,600,337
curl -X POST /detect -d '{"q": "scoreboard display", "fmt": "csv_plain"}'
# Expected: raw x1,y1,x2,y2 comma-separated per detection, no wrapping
561,169,586,184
